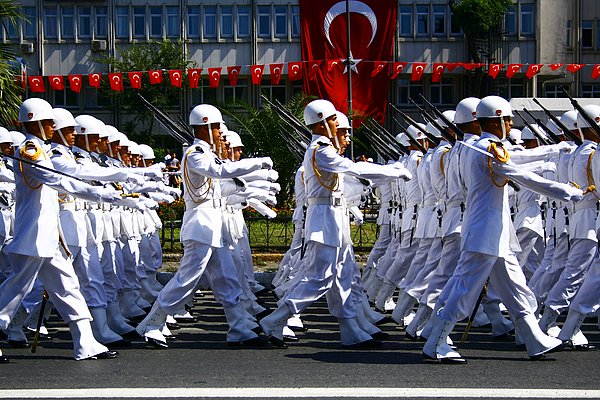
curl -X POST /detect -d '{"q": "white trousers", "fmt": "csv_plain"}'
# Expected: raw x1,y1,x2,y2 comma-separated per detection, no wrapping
569,257,600,315
530,233,569,303
421,233,461,308
71,241,107,309
365,224,392,272
383,231,419,284
405,238,443,299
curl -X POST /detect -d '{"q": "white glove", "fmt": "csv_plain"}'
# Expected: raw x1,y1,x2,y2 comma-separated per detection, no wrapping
555,141,574,153
140,197,159,210
258,157,273,169
127,173,145,185
268,169,279,182
270,182,281,193
541,161,557,173
265,195,277,206
155,162,166,170
168,187,182,198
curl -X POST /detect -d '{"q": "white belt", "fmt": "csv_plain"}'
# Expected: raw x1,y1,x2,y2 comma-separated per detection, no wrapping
307,197,345,207
60,202,86,211
197,198,225,209
516,200,541,213
423,198,437,207
573,200,599,213
445,198,464,211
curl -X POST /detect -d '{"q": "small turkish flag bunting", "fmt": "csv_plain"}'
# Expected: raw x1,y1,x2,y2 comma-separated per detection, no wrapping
488,64,503,79
307,61,321,80
128,72,142,89
28,76,45,93
445,63,461,72
169,70,183,88
288,62,303,81
463,63,485,71
371,61,387,77
108,73,123,92
208,67,222,88
270,63,284,85
549,63,564,71
148,70,163,84
390,62,408,79
566,64,585,74
410,63,427,82
68,74,83,93
431,63,445,83
250,64,264,86
227,66,241,87
88,73,101,88
48,75,64,91
506,64,523,79
592,64,600,80
525,64,544,79
327,59,342,72
187,68,202,88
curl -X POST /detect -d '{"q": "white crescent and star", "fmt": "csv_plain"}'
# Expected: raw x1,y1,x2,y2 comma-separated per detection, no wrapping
211,71,220,79
291,64,300,73
324,1,376,48
231,69,239,76
253,67,262,76
273,67,281,74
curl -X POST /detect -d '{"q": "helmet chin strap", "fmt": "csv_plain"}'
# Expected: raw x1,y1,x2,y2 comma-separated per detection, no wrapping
324,120,340,150
57,129,68,147
500,117,507,140
84,135,91,152
108,143,114,158
37,121,48,141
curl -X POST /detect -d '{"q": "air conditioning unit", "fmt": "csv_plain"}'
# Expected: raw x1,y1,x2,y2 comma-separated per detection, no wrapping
91,39,107,51
20,42,34,54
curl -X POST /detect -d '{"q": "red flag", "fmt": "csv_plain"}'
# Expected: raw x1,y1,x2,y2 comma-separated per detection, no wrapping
68,74,83,93
463,63,485,71
208,67,222,88
169,70,183,88
148,70,163,84
128,72,142,89
371,61,386,77
592,64,600,80
88,73,102,88
270,63,284,85
300,0,397,123
431,63,445,83
488,64,503,79
389,62,407,79
327,59,343,72
28,76,45,93
307,61,321,80
566,64,585,74
411,63,427,81
227,66,242,86
250,65,264,85
288,62,303,81
108,73,124,92
525,64,544,79
48,75,64,91
188,68,202,88
549,63,564,71
506,64,523,79
445,63,461,72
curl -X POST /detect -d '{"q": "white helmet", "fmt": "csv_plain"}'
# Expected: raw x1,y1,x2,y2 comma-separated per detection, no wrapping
18,98,54,123
509,128,523,144
336,111,351,129
53,108,78,131
521,124,545,142
224,130,244,148
395,133,409,146
436,110,456,129
189,104,224,126
560,110,578,131
10,131,26,147
407,123,427,141
454,97,480,124
576,105,600,129
139,144,155,159
118,133,130,147
75,115,103,135
303,99,336,126
128,142,141,155
476,96,513,119
105,125,121,143
0,127,11,144
426,121,442,138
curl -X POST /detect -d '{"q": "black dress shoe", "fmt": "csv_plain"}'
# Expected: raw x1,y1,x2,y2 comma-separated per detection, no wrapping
142,307,152,314
492,331,513,341
374,316,393,326
568,341,596,351
288,325,308,333
283,335,299,342
254,288,270,296
8,340,30,349
266,335,288,348
371,331,390,340
251,326,263,335
422,353,467,364
166,322,180,330
105,339,132,348
174,315,196,323
255,309,271,320
0,355,8,363
121,330,143,340
84,350,119,360
145,337,168,348
128,315,146,323
227,336,268,347
405,332,419,341
341,339,383,349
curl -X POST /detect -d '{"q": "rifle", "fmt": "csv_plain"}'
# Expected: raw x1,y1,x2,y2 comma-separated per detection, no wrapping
532,98,582,145
368,119,410,155
258,96,307,162
408,98,455,145
31,290,48,353
137,93,194,144
390,115,428,154
362,122,401,160
561,87,600,141
390,104,440,147
522,108,562,144
513,110,552,146
417,93,463,142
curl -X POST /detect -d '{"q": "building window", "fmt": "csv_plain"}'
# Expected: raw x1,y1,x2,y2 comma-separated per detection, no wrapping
416,5,429,36
499,79,524,99
430,78,453,105
53,89,78,109
115,7,129,39
133,7,146,38
191,82,217,105
566,20,571,47
44,7,58,39
274,6,287,38
582,20,593,48
4,16,18,40
544,84,568,98
450,9,461,35
224,79,249,102
221,6,233,38
23,7,36,39
204,6,216,38
150,7,162,38
188,6,200,37
61,6,75,39
78,7,91,39
520,3,534,36
433,5,445,36
582,84,600,98
399,6,412,37
166,7,179,38
261,82,286,103
258,6,271,38
94,7,108,38
291,6,300,37
504,5,516,35
397,79,424,105
237,6,250,38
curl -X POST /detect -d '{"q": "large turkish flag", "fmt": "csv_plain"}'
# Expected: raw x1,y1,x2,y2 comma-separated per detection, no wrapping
300,0,396,124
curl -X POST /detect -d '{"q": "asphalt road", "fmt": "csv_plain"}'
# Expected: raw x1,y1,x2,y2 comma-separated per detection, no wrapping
0,290,599,399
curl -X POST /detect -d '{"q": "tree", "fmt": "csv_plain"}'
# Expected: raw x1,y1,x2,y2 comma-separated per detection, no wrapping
0,1,25,126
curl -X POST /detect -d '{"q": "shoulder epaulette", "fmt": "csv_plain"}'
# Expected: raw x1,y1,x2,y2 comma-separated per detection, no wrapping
195,146,204,153
52,149,61,155
73,152,84,159
317,141,329,146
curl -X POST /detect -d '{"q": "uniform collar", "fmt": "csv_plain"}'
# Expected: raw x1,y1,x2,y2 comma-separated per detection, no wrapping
311,134,331,145
72,145,90,157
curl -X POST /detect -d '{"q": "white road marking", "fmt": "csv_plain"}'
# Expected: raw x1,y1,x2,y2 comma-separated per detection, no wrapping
0,388,599,399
